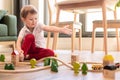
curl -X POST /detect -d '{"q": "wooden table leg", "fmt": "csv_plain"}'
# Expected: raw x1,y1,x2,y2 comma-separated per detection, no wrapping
102,0,108,55
114,9,120,51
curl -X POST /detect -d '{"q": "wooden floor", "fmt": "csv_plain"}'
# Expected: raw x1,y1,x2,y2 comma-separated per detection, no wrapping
1,50,120,80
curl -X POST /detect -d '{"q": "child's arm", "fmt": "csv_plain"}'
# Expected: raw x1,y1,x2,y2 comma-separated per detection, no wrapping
42,25,72,35
16,37,24,61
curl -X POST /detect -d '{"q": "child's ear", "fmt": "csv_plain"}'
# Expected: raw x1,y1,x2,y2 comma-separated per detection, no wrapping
21,17,25,22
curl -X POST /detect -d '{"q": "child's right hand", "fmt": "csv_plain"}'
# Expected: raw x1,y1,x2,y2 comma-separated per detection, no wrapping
61,25,72,35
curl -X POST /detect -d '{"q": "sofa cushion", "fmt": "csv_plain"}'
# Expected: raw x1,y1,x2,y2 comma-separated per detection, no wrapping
3,15,17,36
0,24,8,36
0,36,17,41
0,10,7,20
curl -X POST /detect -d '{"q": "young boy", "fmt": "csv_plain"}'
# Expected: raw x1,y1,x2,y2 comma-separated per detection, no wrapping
16,5,72,61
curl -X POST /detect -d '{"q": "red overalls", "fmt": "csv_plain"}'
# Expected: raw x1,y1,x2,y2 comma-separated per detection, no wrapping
21,34,54,60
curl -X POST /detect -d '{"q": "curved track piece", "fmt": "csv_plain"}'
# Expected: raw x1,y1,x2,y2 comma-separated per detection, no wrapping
37,57,73,69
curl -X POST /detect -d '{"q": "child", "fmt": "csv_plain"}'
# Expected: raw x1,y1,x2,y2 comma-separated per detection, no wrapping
16,5,72,61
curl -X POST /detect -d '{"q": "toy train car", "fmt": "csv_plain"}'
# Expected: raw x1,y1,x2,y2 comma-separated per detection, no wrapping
92,64,103,70
115,63,120,68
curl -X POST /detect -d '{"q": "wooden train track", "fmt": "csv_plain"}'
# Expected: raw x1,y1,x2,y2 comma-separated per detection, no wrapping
0,57,120,73
0,57,73,73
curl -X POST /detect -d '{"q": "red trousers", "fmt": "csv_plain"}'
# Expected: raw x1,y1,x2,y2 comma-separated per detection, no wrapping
21,34,54,60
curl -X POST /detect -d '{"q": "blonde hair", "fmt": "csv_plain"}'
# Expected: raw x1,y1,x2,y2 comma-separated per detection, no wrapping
20,5,38,18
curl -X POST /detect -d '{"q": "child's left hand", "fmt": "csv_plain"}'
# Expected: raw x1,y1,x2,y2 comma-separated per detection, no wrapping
61,25,72,35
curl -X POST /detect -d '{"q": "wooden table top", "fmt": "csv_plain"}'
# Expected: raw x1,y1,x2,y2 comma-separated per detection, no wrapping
57,0,117,5
56,0,117,11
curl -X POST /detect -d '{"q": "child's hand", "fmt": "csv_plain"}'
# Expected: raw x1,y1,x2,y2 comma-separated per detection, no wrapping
61,25,72,35
18,50,24,62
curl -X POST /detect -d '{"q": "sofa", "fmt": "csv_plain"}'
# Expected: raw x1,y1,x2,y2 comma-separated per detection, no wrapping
0,10,17,41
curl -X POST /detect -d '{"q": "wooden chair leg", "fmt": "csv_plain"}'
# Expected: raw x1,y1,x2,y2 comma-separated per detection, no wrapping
103,38,105,52
116,28,120,51
103,30,105,52
46,32,51,48
91,27,96,53
78,28,82,51
118,29,120,51
71,28,75,52
52,33,59,50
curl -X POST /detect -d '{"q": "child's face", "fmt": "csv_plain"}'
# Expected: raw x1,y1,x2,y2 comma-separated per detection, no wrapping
22,13,38,28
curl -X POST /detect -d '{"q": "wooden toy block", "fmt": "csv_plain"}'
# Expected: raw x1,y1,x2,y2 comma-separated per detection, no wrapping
11,50,19,66
71,54,79,65
103,69,115,79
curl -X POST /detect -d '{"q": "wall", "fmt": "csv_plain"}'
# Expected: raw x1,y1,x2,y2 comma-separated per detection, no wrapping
0,0,42,14
30,0,44,24
0,0,13,14
30,0,39,9
47,38,118,51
